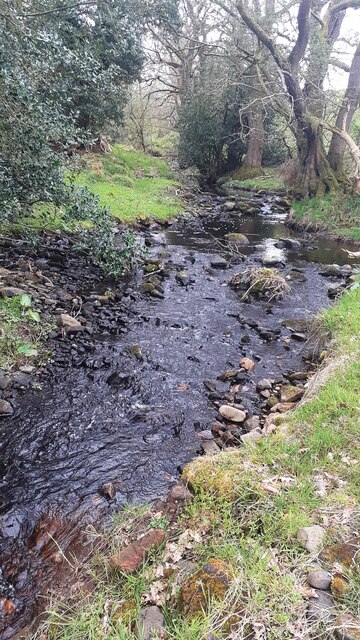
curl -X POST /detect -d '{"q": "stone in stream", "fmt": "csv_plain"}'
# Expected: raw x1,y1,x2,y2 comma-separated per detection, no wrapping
135,606,167,640
224,233,249,244
279,237,301,249
319,264,343,277
0,400,13,417
219,405,246,423
57,313,83,333
280,385,305,403
223,201,236,211
240,357,255,371
256,378,272,391
217,369,241,382
196,429,214,440
176,270,190,286
210,256,228,269
308,569,332,590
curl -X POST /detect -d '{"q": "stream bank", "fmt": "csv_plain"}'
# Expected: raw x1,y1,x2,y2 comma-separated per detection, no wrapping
0,188,359,638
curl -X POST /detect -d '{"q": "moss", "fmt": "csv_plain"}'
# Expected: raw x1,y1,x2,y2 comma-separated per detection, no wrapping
179,558,233,616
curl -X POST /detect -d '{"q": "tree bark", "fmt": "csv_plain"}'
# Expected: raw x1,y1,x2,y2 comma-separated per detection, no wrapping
243,68,265,173
327,41,360,181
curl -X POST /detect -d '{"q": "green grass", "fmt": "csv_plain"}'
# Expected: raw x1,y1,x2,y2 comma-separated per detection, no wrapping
226,166,285,191
0,295,48,370
33,285,360,640
291,193,360,240
79,145,182,222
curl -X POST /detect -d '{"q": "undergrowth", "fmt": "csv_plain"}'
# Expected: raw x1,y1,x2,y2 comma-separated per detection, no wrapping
0,295,49,370
291,194,360,240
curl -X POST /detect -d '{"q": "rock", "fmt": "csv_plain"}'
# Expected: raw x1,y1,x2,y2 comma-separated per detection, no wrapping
150,289,165,299
307,589,337,623
99,482,116,500
280,385,305,403
328,284,345,299
217,369,241,381
202,440,221,455
57,314,83,333
243,415,260,431
279,237,301,249
135,606,167,640
334,614,360,640
223,201,236,211
319,264,343,277
110,529,165,573
210,256,228,269
256,378,272,391
179,559,232,616
219,405,246,423
270,402,296,413
176,271,190,286
297,525,325,553
19,365,34,374
196,430,214,440
168,484,193,503
0,400,13,417
240,357,255,371
240,428,262,444
260,389,270,399
225,233,249,244
0,286,26,298
266,396,279,409
320,538,360,571
307,569,332,590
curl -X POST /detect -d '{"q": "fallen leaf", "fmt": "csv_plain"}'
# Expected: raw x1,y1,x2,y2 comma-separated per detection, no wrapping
298,585,319,599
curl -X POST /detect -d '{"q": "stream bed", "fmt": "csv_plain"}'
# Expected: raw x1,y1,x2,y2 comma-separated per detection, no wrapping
0,190,358,637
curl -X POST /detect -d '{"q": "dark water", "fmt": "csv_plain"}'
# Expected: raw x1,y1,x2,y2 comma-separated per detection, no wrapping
0,193,358,637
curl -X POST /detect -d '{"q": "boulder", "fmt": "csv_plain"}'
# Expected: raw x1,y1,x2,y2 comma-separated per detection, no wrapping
297,525,325,553
179,559,232,616
219,405,246,423
110,529,165,574
57,314,83,333
280,385,304,403
135,606,167,640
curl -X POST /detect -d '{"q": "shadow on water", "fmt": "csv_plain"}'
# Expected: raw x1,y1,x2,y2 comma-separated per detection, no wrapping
0,193,358,637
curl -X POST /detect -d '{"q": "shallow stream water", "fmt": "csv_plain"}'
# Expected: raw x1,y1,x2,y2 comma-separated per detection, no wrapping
0,191,358,637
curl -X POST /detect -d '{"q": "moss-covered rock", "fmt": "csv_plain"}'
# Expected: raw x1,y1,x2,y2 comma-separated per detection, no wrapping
320,538,360,572
224,233,249,244
179,558,233,616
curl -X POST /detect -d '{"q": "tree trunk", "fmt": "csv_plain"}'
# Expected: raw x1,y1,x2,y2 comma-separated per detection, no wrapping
294,118,339,198
242,69,264,175
327,42,360,183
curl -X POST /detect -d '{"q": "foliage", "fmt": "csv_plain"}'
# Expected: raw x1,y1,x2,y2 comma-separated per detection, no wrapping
0,295,47,370
291,194,360,240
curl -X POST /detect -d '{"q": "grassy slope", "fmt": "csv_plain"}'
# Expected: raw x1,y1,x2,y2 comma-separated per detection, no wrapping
291,193,360,241
225,166,285,191
79,145,182,222
35,284,360,640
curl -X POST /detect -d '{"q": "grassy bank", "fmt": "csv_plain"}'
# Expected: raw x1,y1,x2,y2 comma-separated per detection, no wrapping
79,145,182,223
227,166,285,191
33,284,360,640
0,294,47,370
290,194,360,241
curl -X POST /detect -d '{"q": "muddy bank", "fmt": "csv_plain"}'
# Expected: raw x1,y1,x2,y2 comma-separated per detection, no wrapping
0,191,359,637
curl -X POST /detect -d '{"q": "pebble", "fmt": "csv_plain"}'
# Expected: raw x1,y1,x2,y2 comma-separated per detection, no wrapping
308,569,332,590
240,428,262,444
57,314,83,333
210,256,228,269
280,385,305,403
0,400,14,417
202,440,221,455
240,357,255,371
256,378,272,391
135,606,167,640
219,405,246,423
243,416,260,431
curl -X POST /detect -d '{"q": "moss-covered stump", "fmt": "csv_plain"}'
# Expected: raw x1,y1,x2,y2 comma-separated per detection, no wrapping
179,558,233,616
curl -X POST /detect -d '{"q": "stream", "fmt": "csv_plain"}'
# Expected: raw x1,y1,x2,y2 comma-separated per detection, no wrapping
0,189,358,638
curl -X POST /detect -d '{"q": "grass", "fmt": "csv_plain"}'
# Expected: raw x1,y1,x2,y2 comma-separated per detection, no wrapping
78,145,182,222
226,166,285,191
32,284,360,639
0,295,49,370
291,193,360,240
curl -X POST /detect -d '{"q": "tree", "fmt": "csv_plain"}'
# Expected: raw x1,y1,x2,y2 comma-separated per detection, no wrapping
235,0,360,197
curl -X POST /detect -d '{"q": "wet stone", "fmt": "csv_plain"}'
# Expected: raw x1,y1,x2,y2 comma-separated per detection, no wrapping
0,400,13,417
219,405,246,423
210,256,228,269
